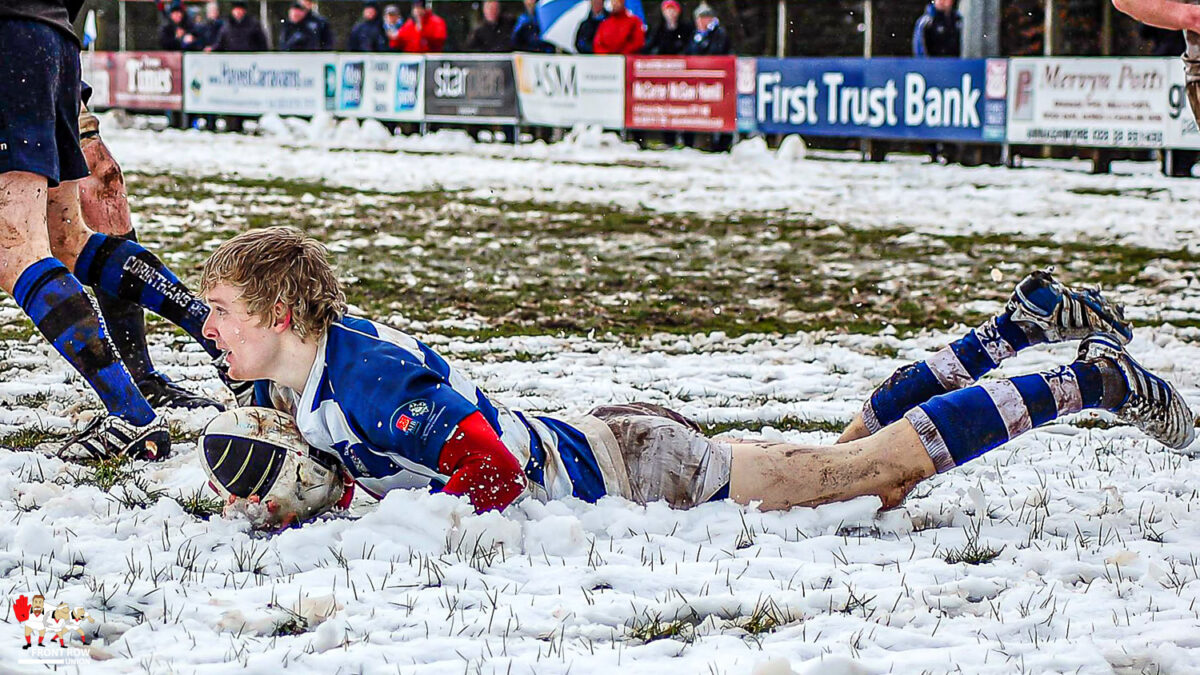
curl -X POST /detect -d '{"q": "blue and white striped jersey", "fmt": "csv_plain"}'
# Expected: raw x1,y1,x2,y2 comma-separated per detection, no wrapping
256,316,609,502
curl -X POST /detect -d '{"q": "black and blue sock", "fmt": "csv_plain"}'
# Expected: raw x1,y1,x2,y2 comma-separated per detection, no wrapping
91,231,154,381
13,259,154,425
904,360,1113,472
74,233,220,359
863,314,1037,433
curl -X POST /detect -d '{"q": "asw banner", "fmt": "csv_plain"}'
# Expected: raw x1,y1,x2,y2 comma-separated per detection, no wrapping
337,54,424,122
514,54,624,128
185,53,337,116
625,55,736,132
754,58,1007,142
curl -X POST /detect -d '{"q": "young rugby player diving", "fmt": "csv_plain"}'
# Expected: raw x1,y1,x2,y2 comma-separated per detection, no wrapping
196,227,1195,527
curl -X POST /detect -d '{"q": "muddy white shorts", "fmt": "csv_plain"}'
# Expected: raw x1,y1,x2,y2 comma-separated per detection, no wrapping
571,402,732,509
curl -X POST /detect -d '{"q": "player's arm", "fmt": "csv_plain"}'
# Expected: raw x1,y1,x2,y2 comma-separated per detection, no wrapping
1112,0,1200,31
437,412,526,512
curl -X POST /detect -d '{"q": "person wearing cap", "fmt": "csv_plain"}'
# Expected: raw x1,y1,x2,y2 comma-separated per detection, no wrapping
644,0,692,55
208,0,268,52
382,4,404,49
684,2,731,55
513,0,554,52
280,1,323,51
159,1,201,50
348,1,388,52
593,0,645,55
299,0,336,50
393,0,447,52
466,0,514,53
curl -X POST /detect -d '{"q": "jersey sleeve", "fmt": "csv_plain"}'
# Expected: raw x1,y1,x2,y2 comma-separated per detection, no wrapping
348,363,481,472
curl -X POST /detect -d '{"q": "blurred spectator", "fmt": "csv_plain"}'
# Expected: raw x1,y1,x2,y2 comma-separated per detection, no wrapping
394,0,447,52
348,1,388,51
383,4,405,49
574,0,607,54
1141,24,1186,56
684,2,730,55
159,2,201,50
209,0,268,51
195,1,224,48
645,0,691,55
467,0,514,52
913,0,961,57
300,0,336,49
280,1,323,51
513,0,553,52
594,0,645,54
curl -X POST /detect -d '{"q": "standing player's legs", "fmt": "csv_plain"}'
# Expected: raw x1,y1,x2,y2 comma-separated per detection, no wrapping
730,334,1193,511
0,19,167,459
838,270,1133,443
69,100,221,409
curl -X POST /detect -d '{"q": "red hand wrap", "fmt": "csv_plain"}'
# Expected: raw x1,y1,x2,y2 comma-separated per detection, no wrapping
438,412,526,513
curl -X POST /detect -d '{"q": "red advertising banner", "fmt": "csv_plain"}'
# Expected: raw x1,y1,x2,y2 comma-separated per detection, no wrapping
624,55,736,133
109,52,184,110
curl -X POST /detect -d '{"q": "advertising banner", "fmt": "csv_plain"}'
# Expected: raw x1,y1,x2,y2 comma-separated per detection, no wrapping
184,53,337,116
109,51,183,110
753,57,1006,142
424,55,518,124
736,57,757,134
81,52,114,109
625,55,737,132
1164,63,1200,149
513,54,624,128
336,54,424,122
1007,57,1169,148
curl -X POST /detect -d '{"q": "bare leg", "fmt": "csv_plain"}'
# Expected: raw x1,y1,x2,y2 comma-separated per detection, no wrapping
46,179,93,268
0,172,54,292
729,420,936,511
77,123,133,237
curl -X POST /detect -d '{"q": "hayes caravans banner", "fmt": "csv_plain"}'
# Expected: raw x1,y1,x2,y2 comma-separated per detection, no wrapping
424,55,518,124
754,58,1007,142
184,53,337,115
336,55,424,122
625,55,737,132
514,54,624,129
1007,57,1170,147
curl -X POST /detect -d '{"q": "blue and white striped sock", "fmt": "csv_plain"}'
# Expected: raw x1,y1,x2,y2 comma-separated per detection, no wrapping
904,361,1106,472
863,314,1036,433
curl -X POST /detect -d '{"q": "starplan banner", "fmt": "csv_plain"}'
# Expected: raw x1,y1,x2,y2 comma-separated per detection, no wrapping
513,54,624,129
337,55,424,122
424,55,518,124
184,53,337,116
754,58,1007,142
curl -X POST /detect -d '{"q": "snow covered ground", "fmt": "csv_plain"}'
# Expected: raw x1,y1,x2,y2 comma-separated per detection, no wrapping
0,122,1199,674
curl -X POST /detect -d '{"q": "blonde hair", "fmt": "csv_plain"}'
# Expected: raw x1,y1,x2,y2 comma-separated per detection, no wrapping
201,227,346,339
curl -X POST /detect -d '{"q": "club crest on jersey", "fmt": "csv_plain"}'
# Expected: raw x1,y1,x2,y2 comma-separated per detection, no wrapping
391,400,430,435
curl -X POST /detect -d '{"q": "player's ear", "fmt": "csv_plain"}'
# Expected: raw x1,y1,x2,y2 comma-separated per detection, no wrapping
270,302,293,334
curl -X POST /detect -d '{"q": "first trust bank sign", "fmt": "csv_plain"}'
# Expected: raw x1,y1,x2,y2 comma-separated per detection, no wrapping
754,57,1007,142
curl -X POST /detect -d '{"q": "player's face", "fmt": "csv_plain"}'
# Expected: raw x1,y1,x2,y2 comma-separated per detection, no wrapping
202,284,284,382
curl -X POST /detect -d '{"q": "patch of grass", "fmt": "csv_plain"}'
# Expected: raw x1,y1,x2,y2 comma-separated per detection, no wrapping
175,489,225,520
270,606,310,637
0,425,69,451
732,597,799,636
626,611,696,645
702,416,849,437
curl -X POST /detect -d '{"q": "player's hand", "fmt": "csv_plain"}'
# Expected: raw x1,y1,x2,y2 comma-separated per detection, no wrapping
223,494,297,530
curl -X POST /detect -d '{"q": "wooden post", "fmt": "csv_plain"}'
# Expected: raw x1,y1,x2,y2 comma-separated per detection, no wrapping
777,0,787,58
1044,0,1055,55
1101,0,1113,55
863,0,873,58
118,0,126,51
261,0,272,48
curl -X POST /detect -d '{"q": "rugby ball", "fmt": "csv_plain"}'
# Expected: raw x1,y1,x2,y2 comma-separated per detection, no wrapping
199,407,345,529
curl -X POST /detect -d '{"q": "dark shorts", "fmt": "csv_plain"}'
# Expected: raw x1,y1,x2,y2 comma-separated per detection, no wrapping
0,19,88,187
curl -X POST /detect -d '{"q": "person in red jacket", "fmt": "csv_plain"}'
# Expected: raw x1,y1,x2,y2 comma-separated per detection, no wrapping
393,0,446,52
593,0,645,55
